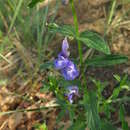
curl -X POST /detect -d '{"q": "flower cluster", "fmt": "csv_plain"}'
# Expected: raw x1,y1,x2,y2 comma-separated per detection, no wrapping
54,38,79,103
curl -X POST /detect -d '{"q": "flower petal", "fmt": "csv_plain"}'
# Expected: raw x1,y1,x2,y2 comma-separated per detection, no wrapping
68,94,73,103
66,86,79,103
54,55,69,70
67,86,79,96
62,37,70,58
61,61,79,80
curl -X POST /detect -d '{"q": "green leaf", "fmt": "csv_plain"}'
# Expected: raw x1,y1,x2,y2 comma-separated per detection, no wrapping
83,91,101,130
111,87,121,99
86,54,128,67
122,122,129,130
67,120,86,130
101,121,117,130
113,74,121,82
58,78,81,88
40,61,54,71
120,104,125,121
48,23,76,37
28,0,44,8
67,105,75,122
109,75,129,100
56,109,66,123
78,31,111,54
119,105,129,130
40,82,50,92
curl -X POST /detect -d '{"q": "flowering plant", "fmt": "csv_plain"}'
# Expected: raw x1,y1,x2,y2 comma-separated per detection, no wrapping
54,38,79,103
39,0,129,130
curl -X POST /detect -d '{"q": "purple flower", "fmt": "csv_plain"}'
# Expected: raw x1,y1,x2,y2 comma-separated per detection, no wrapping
54,38,79,80
61,61,79,80
62,37,70,58
54,38,80,103
54,54,69,69
66,86,79,103
54,37,70,69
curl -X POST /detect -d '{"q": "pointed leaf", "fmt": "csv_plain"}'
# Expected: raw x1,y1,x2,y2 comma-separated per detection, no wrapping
86,54,128,67
83,91,101,130
40,61,54,70
119,105,129,130
101,121,117,130
28,0,45,8
48,23,76,37
79,31,111,54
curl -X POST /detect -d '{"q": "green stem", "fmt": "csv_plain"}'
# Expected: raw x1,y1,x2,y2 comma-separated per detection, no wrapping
0,104,59,116
107,0,117,25
70,0,83,65
8,0,24,34
104,0,116,36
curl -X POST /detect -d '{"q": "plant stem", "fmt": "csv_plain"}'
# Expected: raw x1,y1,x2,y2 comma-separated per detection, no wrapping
104,0,116,36
0,104,59,116
8,0,24,34
70,0,87,87
70,0,83,65
107,0,117,25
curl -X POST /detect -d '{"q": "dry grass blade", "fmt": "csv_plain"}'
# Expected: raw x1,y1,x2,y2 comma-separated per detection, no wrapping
0,53,11,64
8,0,24,34
0,99,58,116
0,50,20,75
12,38,34,70
0,10,8,31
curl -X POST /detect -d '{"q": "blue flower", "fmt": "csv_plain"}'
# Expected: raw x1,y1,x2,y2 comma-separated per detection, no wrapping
54,53,69,70
54,37,70,69
54,37,79,80
61,61,79,80
54,38,80,103
66,86,79,103
62,37,70,58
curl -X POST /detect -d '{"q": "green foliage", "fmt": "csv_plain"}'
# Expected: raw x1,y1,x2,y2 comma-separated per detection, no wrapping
0,1,129,130
28,0,45,8
79,31,111,54
48,23,76,37
101,121,117,130
34,122,48,130
28,0,130,129
83,91,101,130
40,61,54,71
113,74,121,82
0,0,59,69
90,75,130,122
108,75,130,101
119,105,129,130
48,24,112,54
67,120,86,130
58,78,81,89
56,109,66,123
40,45,129,130
40,82,50,92
8,0,24,33
86,54,128,67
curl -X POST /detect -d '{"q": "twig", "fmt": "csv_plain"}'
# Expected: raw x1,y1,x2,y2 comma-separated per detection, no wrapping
0,53,11,64
0,101,59,116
